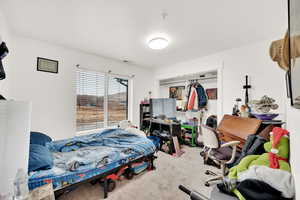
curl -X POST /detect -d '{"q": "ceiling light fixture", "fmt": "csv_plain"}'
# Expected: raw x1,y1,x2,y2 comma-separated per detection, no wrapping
148,37,169,50
147,11,170,50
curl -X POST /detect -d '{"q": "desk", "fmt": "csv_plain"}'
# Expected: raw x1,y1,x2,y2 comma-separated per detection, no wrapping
217,115,285,149
149,119,181,155
256,120,285,133
217,115,262,149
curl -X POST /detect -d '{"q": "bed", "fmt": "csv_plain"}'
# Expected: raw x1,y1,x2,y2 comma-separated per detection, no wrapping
28,128,157,198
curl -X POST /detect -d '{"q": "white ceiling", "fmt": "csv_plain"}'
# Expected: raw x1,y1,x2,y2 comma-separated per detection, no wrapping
2,0,287,68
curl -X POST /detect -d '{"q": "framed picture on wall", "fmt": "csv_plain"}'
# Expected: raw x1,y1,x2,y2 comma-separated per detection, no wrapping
37,57,59,73
206,88,218,100
169,86,185,100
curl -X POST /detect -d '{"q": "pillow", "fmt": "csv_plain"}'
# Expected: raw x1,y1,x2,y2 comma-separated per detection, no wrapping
28,144,54,172
30,132,52,146
125,127,146,137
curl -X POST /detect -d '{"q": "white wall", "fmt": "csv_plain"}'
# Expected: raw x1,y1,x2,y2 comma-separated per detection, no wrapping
0,101,31,194
9,35,154,140
154,39,287,120
0,10,12,190
0,10,11,98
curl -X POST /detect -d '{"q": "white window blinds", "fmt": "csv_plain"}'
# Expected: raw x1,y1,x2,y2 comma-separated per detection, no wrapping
76,69,128,131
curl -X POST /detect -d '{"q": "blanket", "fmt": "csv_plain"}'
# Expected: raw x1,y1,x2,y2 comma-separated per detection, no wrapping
30,129,156,178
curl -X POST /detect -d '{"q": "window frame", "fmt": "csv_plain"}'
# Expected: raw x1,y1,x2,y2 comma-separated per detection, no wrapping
76,69,129,133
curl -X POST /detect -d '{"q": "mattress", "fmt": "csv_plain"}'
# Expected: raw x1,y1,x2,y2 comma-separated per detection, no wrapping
28,129,156,191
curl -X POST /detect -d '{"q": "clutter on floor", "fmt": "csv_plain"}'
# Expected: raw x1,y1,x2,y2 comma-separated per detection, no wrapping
216,127,294,200
58,146,214,200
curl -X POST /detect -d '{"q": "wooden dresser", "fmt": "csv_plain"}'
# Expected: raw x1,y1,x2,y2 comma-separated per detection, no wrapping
217,115,262,149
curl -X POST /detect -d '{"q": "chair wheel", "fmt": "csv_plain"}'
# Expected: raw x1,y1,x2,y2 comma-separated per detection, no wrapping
107,179,116,192
205,182,210,187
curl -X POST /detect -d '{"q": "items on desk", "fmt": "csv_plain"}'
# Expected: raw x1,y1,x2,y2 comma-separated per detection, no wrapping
239,105,250,118
232,98,242,116
249,95,280,120
249,95,279,114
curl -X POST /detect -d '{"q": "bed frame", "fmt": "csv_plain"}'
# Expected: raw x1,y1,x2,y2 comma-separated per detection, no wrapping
54,153,157,199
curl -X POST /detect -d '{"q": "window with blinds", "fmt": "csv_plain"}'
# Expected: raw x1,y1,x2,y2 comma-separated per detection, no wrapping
108,76,128,127
76,69,128,132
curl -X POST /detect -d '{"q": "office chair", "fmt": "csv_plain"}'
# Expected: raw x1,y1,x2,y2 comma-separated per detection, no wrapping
200,125,240,187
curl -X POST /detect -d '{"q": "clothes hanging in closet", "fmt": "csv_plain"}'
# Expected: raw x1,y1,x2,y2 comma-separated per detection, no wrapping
186,81,207,111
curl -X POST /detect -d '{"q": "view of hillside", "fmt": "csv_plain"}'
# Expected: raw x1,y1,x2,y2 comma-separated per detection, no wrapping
76,92,127,131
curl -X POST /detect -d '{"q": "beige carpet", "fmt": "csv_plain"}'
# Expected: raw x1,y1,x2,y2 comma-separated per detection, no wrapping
60,146,219,200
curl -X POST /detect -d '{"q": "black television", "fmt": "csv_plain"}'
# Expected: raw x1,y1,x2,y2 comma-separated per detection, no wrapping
150,98,176,119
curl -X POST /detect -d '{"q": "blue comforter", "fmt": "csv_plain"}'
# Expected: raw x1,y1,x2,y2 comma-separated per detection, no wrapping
30,129,156,180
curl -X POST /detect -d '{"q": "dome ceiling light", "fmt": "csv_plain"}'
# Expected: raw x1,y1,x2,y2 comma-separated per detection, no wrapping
148,37,169,50
147,11,170,50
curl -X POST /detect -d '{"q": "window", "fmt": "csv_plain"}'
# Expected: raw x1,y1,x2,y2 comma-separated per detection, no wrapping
76,69,128,132
108,77,128,127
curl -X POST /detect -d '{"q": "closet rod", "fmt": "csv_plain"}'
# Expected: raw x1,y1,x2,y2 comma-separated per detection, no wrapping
76,64,135,79
160,76,217,86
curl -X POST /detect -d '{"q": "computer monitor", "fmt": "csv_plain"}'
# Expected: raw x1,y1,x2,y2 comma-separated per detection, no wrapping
150,98,176,119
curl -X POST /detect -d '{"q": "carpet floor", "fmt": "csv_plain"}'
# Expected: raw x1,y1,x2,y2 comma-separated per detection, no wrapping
60,146,219,200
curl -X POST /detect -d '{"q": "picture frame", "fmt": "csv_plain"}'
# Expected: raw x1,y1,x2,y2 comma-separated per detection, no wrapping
169,86,185,100
37,57,59,74
206,88,218,100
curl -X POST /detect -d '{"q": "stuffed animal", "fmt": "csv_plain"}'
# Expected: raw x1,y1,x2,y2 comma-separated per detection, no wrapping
225,127,294,200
